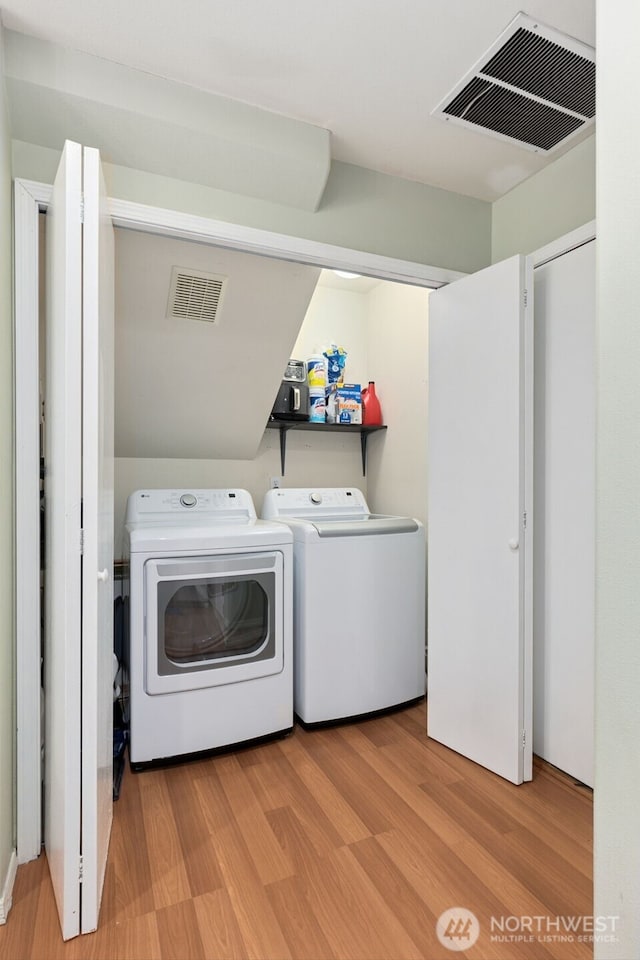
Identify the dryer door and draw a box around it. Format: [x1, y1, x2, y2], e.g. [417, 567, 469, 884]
[145, 551, 284, 694]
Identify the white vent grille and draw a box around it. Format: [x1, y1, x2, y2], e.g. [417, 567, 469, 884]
[167, 267, 228, 323]
[432, 13, 595, 153]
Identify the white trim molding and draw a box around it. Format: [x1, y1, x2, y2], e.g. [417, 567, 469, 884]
[14, 179, 44, 865]
[0, 850, 18, 923]
[107, 195, 466, 288]
[531, 220, 596, 269]
[17, 180, 465, 288]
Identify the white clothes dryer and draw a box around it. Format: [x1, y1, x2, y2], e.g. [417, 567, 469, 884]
[262, 487, 425, 724]
[124, 489, 293, 765]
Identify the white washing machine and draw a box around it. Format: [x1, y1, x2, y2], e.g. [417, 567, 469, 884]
[262, 487, 425, 724]
[124, 488, 293, 765]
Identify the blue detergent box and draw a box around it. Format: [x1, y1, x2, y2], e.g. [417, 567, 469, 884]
[326, 383, 362, 424]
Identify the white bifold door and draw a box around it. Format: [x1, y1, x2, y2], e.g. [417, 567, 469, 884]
[427, 255, 533, 785]
[44, 140, 115, 939]
[533, 240, 595, 788]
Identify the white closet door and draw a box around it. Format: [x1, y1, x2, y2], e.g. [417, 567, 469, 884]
[533, 240, 595, 787]
[44, 140, 114, 940]
[427, 255, 533, 785]
[45, 140, 83, 940]
[80, 146, 115, 932]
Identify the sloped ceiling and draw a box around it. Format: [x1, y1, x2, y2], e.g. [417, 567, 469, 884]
[114, 229, 320, 459]
[3, 30, 331, 211]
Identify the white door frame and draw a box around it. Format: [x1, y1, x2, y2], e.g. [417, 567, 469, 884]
[531, 220, 596, 268]
[15, 178, 48, 864]
[14, 177, 465, 863]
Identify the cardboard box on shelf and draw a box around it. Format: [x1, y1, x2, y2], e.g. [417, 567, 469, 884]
[326, 383, 362, 424]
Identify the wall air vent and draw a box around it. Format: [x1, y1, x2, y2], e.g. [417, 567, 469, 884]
[167, 267, 228, 323]
[432, 12, 595, 153]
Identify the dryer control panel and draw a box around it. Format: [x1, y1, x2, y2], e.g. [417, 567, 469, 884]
[125, 488, 257, 523]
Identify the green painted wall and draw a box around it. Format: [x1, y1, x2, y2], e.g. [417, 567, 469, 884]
[0, 22, 16, 897]
[15, 134, 597, 278]
[12, 140, 492, 275]
[491, 136, 595, 262]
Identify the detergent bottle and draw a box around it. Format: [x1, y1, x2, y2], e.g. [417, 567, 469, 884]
[362, 381, 382, 425]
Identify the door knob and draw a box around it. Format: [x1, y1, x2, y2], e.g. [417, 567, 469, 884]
[97, 568, 109, 582]
[508, 539, 519, 551]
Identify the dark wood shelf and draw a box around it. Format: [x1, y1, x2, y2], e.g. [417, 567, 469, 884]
[265, 420, 387, 476]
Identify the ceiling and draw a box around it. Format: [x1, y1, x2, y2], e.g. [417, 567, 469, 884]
[0, 0, 595, 202]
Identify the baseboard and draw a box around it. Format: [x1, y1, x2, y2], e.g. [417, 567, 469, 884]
[0, 850, 17, 924]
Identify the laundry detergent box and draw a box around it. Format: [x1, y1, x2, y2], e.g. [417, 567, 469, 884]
[326, 383, 362, 424]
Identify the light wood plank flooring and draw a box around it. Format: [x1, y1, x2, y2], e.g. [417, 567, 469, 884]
[0, 702, 593, 960]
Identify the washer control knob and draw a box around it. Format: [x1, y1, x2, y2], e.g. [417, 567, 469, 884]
[310, 492, 323, 505]
[180, 493, 197, 508]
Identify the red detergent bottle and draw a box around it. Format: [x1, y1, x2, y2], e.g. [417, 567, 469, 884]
[362, 381, 382, 425]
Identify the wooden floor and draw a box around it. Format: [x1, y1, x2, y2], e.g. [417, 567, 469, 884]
[0, 702, 593, 960]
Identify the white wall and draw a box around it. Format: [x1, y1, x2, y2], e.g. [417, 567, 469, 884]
[594, 1, 640, 955]
[491, 137, 595, 263]
[291, 277, 370, 388]
[365, 283, 430, 530]
[290, 271, 431, 531]
[0, 20, 16, 915]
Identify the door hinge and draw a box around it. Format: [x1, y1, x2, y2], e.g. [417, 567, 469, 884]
[522, 510, 527, 530]
[80, 528, 85, 554]
[78, 855, 84, 882]
[80, 196, 85, 224]
[523, 288, 528, 308]
[522, 729, 526, 749]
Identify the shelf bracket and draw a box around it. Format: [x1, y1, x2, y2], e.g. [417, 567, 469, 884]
[360, 431, 367, 477]
[278, 424, 289, 475]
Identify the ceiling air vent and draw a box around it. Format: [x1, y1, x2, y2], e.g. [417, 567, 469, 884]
[167, 267, 228, 323]
[432, 13, 595, 153]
